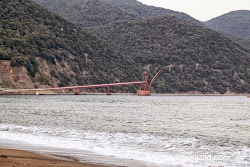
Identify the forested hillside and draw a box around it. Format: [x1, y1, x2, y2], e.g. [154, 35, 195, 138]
[33, 0, 139, 28]
[33, 0, 202, 29]
[204, 10, 250, 38]
[0, 0, 140, 91]
[1, 0, 249, 94]
[101, 0, 202, 25]
[221, 33, 250, 50]
[90, 16, 250, 93]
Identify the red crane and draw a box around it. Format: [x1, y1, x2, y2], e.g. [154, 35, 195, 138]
[138, 70, 162, 96]
[44, 70, 162, 96]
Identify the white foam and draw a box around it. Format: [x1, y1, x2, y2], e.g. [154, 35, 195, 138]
[0, 123, 249, 167]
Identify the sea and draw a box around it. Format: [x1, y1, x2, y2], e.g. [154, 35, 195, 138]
[0, 95, 249, 167]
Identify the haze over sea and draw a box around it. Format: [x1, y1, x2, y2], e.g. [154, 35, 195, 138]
[0, 95, 249, 167]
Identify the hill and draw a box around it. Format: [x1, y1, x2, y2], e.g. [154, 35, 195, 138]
[33, 0, 202, 29]
[101, 0, 202, 25]
[89, 16, 250, 94]
[222, 33, 250, 50]
[1, 0, 249, 94]
[204, 10, 250, 38]
[33, 0, 139, 29]
[0, 0, 140, 91]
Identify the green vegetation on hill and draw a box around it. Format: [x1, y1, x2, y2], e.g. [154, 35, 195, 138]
[204, 10, 250, 38]
[33, 0, 202, 29]
[1, 0, 249, 94]
[101, 0, 202, 25]
[0, 0, 140, 91]
[33, 0, 139, 29]
[222, 33, 250, 50]
[33, 0, 250, 54]
[90, 16, 250, 93]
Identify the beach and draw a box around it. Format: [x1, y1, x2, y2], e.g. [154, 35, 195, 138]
[0, 95, 249, 166]
[0, 148, 109, 167]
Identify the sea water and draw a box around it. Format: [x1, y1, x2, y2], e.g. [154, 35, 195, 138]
[0, 95, 249, 167]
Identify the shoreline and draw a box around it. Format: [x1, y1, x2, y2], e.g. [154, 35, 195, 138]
[0, 148, 111, 167]
[1, 87, 249, 96]
[0, 90, 249, 96]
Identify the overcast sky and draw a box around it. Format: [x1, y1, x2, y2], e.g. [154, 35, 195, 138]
[137, 0, 250, 21]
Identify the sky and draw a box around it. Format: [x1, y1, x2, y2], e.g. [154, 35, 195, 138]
[137, 0, 250, 21]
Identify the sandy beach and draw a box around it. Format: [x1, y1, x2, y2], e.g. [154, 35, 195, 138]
[0, 148, 109, 167]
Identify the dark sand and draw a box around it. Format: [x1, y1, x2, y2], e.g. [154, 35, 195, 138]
[0, 148, 110, 167]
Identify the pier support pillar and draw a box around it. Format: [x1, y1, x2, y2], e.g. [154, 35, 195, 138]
[75, 89, 79, 95]
[106, 86, 111, 95]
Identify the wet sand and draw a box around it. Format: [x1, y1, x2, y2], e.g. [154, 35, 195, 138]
[0, 148, 110, 167]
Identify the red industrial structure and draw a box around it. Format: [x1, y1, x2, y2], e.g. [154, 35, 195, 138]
[45, 70, 162, 96]
[138, 70, 162, 96]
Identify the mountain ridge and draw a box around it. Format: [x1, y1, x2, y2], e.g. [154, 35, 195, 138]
[33, 0, 203, 29]
[204, 10, 250, 38]
[100, 0, 202, 25]
[33, 0, 140, 29]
